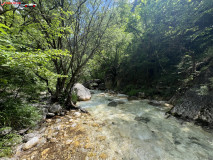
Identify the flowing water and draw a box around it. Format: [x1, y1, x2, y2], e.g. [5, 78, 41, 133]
[16, 91, 213, 160]
[77, 91, 213, 160]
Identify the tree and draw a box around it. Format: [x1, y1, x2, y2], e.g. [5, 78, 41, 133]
[1, 0, 115, 107]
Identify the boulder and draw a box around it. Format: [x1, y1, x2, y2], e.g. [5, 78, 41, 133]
[48, 104, 62, 114]
[72, 83, 91, 101]
[108, 101, 118, 107]
[22, 137, 40, 151]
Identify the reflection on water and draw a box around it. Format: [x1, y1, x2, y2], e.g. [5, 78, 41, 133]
[77, 91, 213, 160]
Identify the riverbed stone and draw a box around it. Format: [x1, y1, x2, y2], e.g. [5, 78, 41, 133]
[117, 94, 128, 98]
[22, 137, 40, 151]
[114, 99, 127, 104]
[108, 101, 118, 107]
[74, 112, 81, 117]
[23, 133, 39, 142]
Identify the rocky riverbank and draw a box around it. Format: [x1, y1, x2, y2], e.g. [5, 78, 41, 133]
[168, 58, 213, 128]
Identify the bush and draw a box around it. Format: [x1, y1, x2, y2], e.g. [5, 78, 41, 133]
[71, 93, 78, 104]
[0, 98, 42, 130]
[0, 133, 22, 158]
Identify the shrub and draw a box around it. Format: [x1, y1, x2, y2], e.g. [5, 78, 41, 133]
[0, 98, 42, 130]
[0, 133, 22, 158]
[71, 92, 78, 104]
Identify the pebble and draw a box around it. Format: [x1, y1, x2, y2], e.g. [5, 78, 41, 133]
[56, 119, 62, 123]
[50, 138, 57, 143]
[65, 140, 73, 145]
[71, 123, 77, 128]
[74, 112, 81, 117]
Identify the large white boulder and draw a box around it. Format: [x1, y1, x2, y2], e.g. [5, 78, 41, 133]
[72, 83, 91, 101]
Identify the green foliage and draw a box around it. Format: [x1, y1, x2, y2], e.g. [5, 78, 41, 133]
[0, 98, 42, 129]
[71, 93, 78, 104]
[0, 133, 22, 158]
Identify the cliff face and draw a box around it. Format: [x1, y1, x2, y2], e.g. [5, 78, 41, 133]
[170, 58, 213, 127]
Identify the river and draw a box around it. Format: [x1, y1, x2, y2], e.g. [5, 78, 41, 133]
[77, 91, 213, 160]
[16, 91, 213, 160]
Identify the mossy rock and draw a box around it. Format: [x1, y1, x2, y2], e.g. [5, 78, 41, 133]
[0, 127, 12, 137]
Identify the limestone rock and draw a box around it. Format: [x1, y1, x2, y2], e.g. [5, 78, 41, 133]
[72, 83, 91, 101]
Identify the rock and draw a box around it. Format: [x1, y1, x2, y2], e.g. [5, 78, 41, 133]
[48, 104, 62, 114]
[23, 133, 39, 143]
[98, 93, 106, 96]
[99, 83, 106, 90]
[56, 119, 62, 123]
[138, 92, 145, 98]
[135, 116, 150, 123]
[0, 127, 12, 136]
[72, 83, 91, 101]
[90, 90, 95, 94]
[22, 137, 40, 150]
[71, 123, 77, 128]
[90, 82, 98, 88]
[164, 103, 173, 108]
[60, 112, 65, 116]
[99, 153, 108, 159]
[65, 140, 73, 145]
[148, 100, 166, 106]
[46, 113, 55, 117]
[108, 101, 118, 107]
[18, 128, 29, 135]
[128, 96, 138, 100]
[50, 138, 57, 143]
[169, 61, 213, 127]
[117, 94, 128, 98]
[74, 112, 81, 117]
[114, 99, 127, 104]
